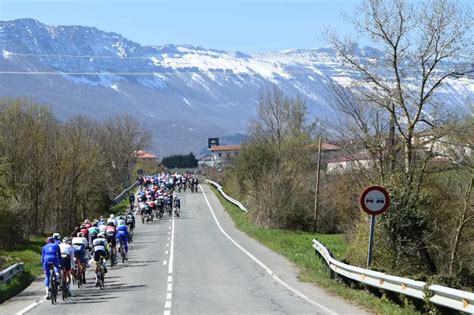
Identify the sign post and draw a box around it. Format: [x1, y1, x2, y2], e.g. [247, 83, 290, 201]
[359, 186, 390, 268]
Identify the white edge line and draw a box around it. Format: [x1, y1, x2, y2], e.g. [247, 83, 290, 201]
[15, 298, 46, 315]
[199, 184, 338, 315]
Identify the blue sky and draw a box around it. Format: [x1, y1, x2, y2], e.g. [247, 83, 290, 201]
[0, 0, 472, 53]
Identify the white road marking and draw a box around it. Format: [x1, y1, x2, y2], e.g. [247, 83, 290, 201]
[168, 231, 171, 235]
[167, 237, 170, 240]
[200, 185, 337, 315]
[162, 215, 175, 314]
[15, 298, 46, 315]
[168, 226, 171, 229]
[163, 260, 168, 266]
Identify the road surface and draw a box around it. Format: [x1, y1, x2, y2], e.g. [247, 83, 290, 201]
[2, 184, 366, 315]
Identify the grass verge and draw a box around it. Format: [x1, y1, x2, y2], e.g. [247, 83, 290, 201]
[210, 185, 420, 315]
[0, 236, 44, 303]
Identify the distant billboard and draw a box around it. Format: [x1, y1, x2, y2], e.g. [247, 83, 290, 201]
[208, 138, 219, 149]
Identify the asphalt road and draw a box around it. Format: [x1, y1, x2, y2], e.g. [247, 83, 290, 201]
[2, 184, 366, 315]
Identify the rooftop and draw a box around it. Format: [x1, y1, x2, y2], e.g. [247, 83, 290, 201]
[210, 144, 242, 152]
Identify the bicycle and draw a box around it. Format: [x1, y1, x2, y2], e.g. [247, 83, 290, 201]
[109, 244, 117, 267]
[61, 268, 69, 301]
[127, 225, 134, 243]
[72, 261, 84, 288]
[119, 242, 127, 264]
[48, 263, 58, 304]
[174, 206, 180, 217]
[96, 257, 105, 290]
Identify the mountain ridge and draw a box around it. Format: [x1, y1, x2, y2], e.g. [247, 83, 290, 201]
[1, 18, 472, 155]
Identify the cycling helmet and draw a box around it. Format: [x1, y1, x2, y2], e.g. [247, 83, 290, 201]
[84, 219, 91, 224]
[47, 237, 55, 243]
[53, 232, 61, 240]
[63, 237, 72, 244]
[77, 232, 84, 237]
[107, 221, 115, 227]
[97, 232, 105, 238]
[80, 224, 86, 229]
[109, 214, 115, 219]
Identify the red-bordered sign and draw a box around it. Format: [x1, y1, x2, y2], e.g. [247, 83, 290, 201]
[360, 186, 390, 215]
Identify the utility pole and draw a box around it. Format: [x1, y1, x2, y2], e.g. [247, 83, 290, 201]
[313, 136, 322, 231]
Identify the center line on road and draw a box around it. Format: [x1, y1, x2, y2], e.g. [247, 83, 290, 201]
[163, 260, 168, 265]
[199, 185, 337, 315]
[162, 212, 175, 315]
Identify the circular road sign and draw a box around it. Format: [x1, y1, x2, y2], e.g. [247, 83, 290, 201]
[360, 186, 390, 215]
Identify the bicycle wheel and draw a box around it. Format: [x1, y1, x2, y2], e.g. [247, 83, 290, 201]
[50, 273, 57, 304]
[121, 246, 126, 264]
[61, 280, 67, 301]
[76, 270, 82, 288]
[99, 271, 105, 290]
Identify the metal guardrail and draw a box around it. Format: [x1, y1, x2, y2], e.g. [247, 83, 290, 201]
[112, 180, 140, 204]
[312, 239, 474, 314]
[205, 179, 248, 213]
[0, 263, 25, 283]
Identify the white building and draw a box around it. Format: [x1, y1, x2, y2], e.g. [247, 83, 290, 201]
[327, 152, 375, 173]
[209, 145, 241, 167]
[198, 154, 214, 168]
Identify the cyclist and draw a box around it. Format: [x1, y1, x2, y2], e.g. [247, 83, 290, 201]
[125, 211, 135, 242]
[174, 196, 181, 217]
[59, 237, 75, 296]
[106, 222, 117, 264]
[129, 193, 135, 210]
[88, 223, 100, 248]
[108, 214, 117, 226]
[84, 219, 92, 229]
[41, 237, 61, 299]
[71, 233, 87, 284]
[52, 233, 61, 245]
[79, 224, 89, 241]
[116, 221, 129, 260]
[92, 232, 109, 286]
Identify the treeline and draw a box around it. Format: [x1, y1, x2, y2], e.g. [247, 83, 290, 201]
[0, 99, 150, 248]
[161, 153, 197, 169]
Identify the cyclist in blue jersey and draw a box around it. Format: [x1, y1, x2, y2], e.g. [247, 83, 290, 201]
[116, 222, 129, 260]
[41, 237, 61, 299]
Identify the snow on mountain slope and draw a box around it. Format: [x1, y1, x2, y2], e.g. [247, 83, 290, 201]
[0, 19, 472, 154]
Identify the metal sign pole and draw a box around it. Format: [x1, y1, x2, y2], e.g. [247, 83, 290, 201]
[367, 214, 376, 268]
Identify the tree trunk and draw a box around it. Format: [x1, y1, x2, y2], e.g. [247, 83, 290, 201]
[448, 176, 473, 275]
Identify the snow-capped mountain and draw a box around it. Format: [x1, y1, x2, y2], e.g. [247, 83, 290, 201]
[0, 19, 472, 155]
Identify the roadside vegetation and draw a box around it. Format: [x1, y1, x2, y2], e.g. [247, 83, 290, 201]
[0, 98, 150, 245]
[0, 236, 44, 303]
